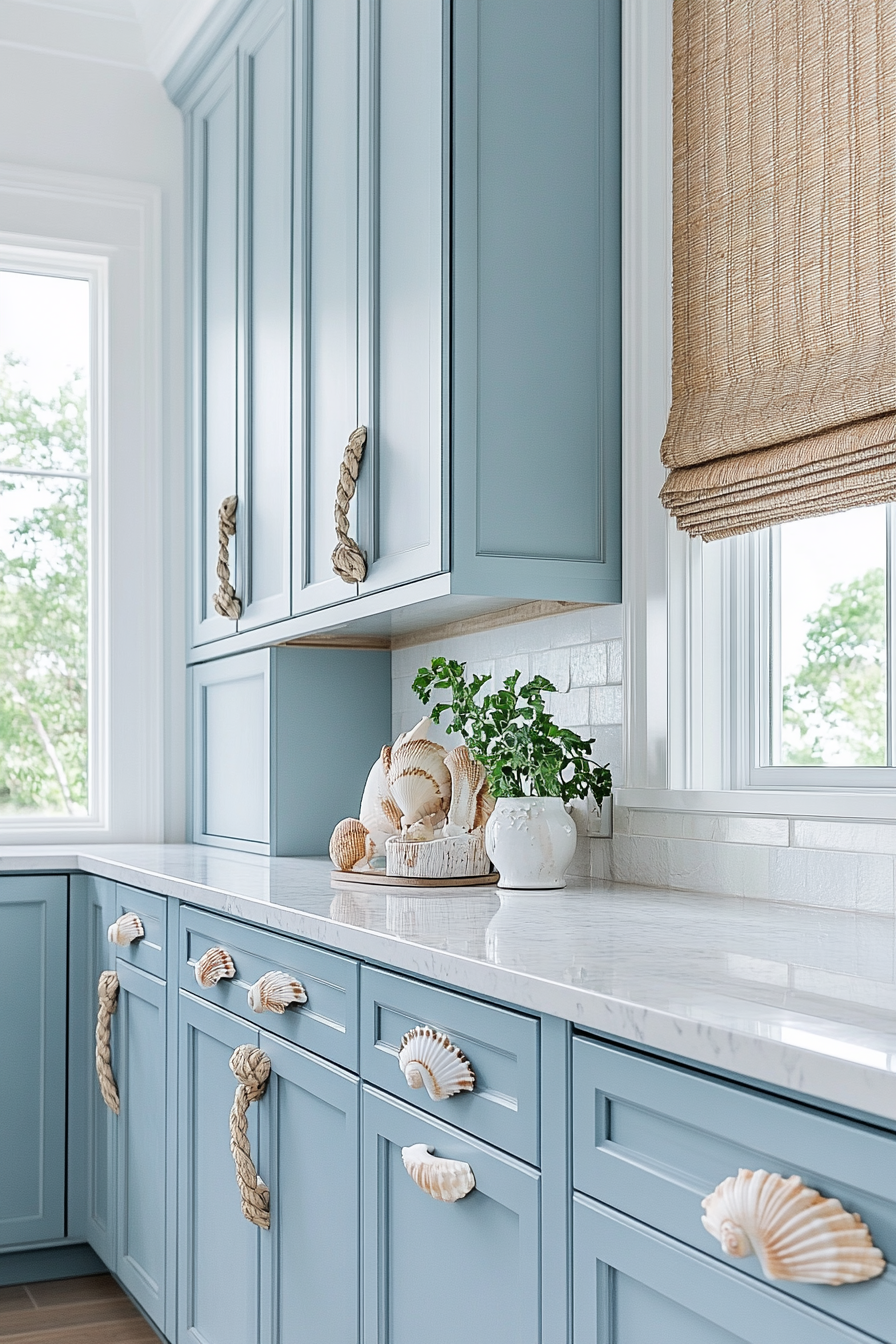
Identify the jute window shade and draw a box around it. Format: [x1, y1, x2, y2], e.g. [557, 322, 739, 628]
[661, 0, 896, 541]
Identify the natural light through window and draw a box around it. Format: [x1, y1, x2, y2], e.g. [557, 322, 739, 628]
[769, 507, 891, 769]
[0, 268, 91, 816]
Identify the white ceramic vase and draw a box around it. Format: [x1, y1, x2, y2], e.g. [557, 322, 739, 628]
[484, 796, 577, 889]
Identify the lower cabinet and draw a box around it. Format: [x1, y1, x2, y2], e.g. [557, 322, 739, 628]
[361, 1087, 541, 1344]
[177, 992, 360, 1344]
[0, 875, 67, 1248]
[573, 1194, 872, 1344]
[114, 961, 168, 1328]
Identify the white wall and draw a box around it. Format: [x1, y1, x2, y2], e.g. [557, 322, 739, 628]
[0, 7, 186, 840]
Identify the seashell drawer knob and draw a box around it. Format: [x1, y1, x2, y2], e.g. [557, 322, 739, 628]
[248, 970, 307, 1015]
[573, 1036, 896, 1341]
[108, 912, 145, 946]
[401, 1144, 475, 1202]
[398, 1026, 476, 1101]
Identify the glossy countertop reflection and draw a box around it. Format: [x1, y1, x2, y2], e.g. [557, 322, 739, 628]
[3, 843, 896, 1122]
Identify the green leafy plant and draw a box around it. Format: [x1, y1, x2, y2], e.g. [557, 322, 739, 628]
[412, 656, 612, 804]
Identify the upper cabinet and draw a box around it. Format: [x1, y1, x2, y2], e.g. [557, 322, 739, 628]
[171, 0, 621, 656]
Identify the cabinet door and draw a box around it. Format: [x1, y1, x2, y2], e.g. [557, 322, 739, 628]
[83, 875, 117, 1266]
[178, 993, 261, 1344]
[190, 51, 240, 648]
[573, 1195, 870, 1344]
[356, 0, 446, 595]
[115, 962, 167, 1330]
[261, 1035, 360, 1344]
[237, 0, 294, 632]
[362, 1087, 540, 1344]
[0, 876, 67, 1248]
[292, 0, 363, 616]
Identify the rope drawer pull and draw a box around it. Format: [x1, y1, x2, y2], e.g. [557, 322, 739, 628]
[331, 426, 368, 583]
[95, 970, 120, 1115]
[229, 1045, 271, 1229]
[212, 495, 241, 619]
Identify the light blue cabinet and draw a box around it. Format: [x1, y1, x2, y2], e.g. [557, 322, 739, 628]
[82, 875, 118, 1269]
[0, 876, 67, 1249]
[573, 1195, 870, 1344]
[190, 645, 391, 855]
[362, 1086, 541, 1344]
[173, 0, 621, 653]
[114, 961, 168, 1331]
[178, 990, 360, 1344]
[186, 0, 294, 649]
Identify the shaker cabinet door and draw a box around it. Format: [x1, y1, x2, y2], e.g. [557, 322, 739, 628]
[0, 876, 67, 1248]
[260, 1034, 360, 1344]
[83, 875, 118, 1267]
[114, 961, 167, 1330]
[361, 1087, 541, 1344]
[356, 0, 446, 596]
[189, 52, 241, 648]
[178, 993, 262, 1344]
[236, 0, 294, 632]
[292, 0, 363, 617]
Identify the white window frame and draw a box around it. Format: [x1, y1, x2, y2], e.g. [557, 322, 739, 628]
[618, 0, 896, 823]
[0, 164, 167, 843]
[0, 244, 109, 826]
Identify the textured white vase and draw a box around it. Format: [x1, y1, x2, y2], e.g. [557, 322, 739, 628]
[484, 797, 577, 889]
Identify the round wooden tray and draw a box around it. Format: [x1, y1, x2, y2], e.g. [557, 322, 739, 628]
[330, 869, 499, 889]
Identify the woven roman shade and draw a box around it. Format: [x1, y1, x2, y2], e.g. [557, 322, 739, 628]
[661, 0, 896, 541]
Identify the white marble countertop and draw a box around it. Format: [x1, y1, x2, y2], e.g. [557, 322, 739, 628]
[4, 843, 896, 1124]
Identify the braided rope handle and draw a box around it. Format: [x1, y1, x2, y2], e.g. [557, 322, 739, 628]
[213, 495, 242, 619]
[229, 1045, 271, 1229]
[95, 970, 120, 1115]
[331, 426, 368, 583]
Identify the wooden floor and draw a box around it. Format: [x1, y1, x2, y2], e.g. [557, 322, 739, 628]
[0, 1275, 158, 1343]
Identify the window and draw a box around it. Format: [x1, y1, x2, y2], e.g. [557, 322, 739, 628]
[0, 261, 100, 818]
[750, 507, 896, 788]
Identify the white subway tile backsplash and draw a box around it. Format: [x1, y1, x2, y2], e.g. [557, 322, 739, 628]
[546, 688, 591, 727]
[606, 639, 623, 685]
[570, 642, 608, 688]
[493, 653, 530, 688]
[590, 684, 623, 725]
[622, 809, 789, 847]
[793, 820, 896, 856]
[531, 647, 571, 693]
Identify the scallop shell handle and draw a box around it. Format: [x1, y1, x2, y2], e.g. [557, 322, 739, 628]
[398, 1025, 476, 1101]
[401, 1143, 475, 1203]
[107, 913, 144, 946]
[702, 1169, 886, 1285]
[195, 946, 237, 988]
[247, 970, 307, 1015]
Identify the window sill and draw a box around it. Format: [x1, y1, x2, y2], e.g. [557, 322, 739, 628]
[616, 788, 896, 823]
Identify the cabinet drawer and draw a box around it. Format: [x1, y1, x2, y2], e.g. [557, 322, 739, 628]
[362, 1086, 540, 1344]
[111, 885, 167, 979]
[574, 1194, 872, 1344]
[179, 907, 358, 1070]
[360, 966, 539, 1164]
[573, 1036, 896, 1341]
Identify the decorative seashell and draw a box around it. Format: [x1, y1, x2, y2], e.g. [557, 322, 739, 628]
[401, 1143, 475, 1202]
[194, 946, 236, 988]
[701, 1169, 886, 1285]
[248, 970, 307, 1014]
[473, 786, 495, 830]
[359, 746, 402, 850]
[398, 1025, 476, 1100]
[393, 716, 435, 749]
[329, 817, 375, 872]
[387, 737, 451, 831]
[107, 913, 145, 946]
[444, 745, 489, 834]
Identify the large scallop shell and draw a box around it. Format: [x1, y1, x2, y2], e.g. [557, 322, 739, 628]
[701, 1169, 886, 1285]
[329, 817, 375, 871]
[248, 970, 308, 1014]
[444, 745, 492, 834]
[387, 737, 450, 831]
[194, 946, 236, 988]
[398, 1025, 476, 1100]
[401, 1143, 475, 1202]
[359, 746, 402, 849]
[107, 913, 145, 946]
